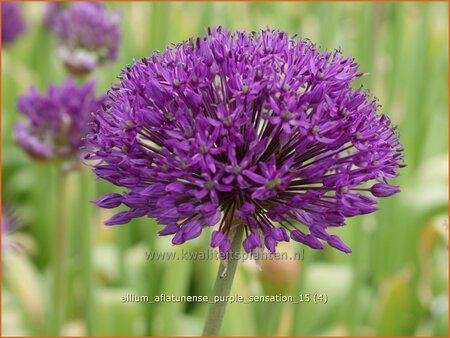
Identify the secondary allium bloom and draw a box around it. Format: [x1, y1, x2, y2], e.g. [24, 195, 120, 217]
[87, 28, 404, 256]
[53, 3, 121, 74]
[2, 2, 25, 45]
[44, 2, 66, 28]
[15, 78, 104, 161]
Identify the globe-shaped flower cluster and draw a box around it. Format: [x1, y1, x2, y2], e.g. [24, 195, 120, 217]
[53, 3, 121, 74]
[2, 2, 25, 45]
[87, 28, 403, 255]
[15, 78, 104, 162]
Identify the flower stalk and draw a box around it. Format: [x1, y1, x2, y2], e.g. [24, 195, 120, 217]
[80, 170, 95, 335]
[51, 166, 70, 335]
[202, 223, 244, 336]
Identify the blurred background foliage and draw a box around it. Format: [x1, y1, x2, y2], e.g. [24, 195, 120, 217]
[1, 1, 448, 336]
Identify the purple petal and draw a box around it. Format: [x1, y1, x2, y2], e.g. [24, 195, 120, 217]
[291, 230, 324, 250]
[219, 239, 231, 259]
[104, 211, 133, 225]
[91, 193, 122, 209]
[264, 236, 277, 254]
[159, 222, 179, 236]
[243, 170, 266, 184]
[172, 231, 185, 245]
[327, 235, 352, 253]
[182, 220, 202, 241]
[370, 183, 400, 197]
[210, 230, 225, 247]
[166, 181, 186, 193]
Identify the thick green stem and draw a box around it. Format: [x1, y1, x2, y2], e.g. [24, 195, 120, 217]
[202, 225, 244, 336]
[51, 167, 69, 335]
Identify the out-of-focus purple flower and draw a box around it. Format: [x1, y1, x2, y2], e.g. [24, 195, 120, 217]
[15, 78, 105, 162]
[43, 2, 66, 28]
[53, 3, 121, 74]
[2, 2, 25, 45]
[87, 28, 404, 255]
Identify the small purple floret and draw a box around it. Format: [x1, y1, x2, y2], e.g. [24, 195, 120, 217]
[92, 193, 123, 209]
[370, 183, 401, 197]
[87, 28, 404, 255]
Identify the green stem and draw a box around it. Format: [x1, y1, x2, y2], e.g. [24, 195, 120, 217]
[80, 170, 94, 335]
[202, 224, 244, 336]
[74, 73, 90, 85]
[51, 167, 70, 335]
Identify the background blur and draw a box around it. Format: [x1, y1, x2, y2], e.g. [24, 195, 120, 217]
[1, 1, 448, 336]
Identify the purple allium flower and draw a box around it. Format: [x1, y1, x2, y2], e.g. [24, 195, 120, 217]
[87, 28, 404, 255]
[53, 3, 121, 74]
[2, 2, 25, 45]
[43, 2, 66, 28]
[15, 78, 105, 162]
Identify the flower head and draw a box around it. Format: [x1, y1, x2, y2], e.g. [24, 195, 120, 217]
[53, 3, 121, 74]
[15, 78, 105, 162]
[87, 28, 404, 255]
[2, 2, 25, 45]
[43, 2, 66, 28]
